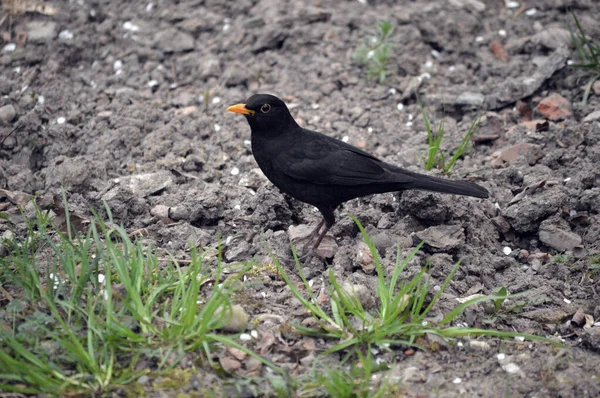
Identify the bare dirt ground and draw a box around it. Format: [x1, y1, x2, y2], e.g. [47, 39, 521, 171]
[1, 0, 600, 396]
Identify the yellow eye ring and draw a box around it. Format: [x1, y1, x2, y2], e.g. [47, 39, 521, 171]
[260, 104, 271, 113]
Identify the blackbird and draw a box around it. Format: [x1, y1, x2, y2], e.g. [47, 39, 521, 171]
[227, 94, 488, 262]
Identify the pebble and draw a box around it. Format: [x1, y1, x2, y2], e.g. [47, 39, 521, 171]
[2, 43, 16, 52]
[58, 30, 73, 40]
[503, 246, 512, 255]
[212, 96, 221, 104]
[231, 167, 239, 176]
[397, 103, 404, 111]
[526, 8, 537, 16]
[498, 29, 507, 37]
[27, 21, 58, 42]
[538, 222, 582, 252]
[240, 333, 252, 341]
[216, 305, 249, 333]
[113, 60, 123, 72]
[123, 21, 140, 32]
[537, 93, 572, 121]
[453, 378, 462, 384]
[583, 110, 600, 123]
[0, 104, 16, 123]
[56, 117, 66, 124]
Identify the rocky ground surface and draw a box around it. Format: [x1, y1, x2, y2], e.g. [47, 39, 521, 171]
[1, 0, 600, 396]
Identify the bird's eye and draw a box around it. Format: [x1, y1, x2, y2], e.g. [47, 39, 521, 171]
[260, 104, 271, 113]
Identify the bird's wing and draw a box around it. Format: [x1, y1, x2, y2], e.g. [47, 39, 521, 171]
[274, 130, 414, 186]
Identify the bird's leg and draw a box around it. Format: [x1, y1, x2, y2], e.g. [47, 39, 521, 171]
[302, 224, 331, 266]
[300, 219, 324, 253]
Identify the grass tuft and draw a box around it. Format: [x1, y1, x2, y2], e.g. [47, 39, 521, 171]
[419, 102, 480, 175]
[0, 196, 279, 395]
[353, 21, 395, 84]
[568, 13, 600, 105]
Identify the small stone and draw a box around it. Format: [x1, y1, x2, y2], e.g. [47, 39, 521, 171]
[150, 205, 171, 221]
[137, 375, 150, 385]
[2, 43, 16, 52]
[583, 110, 600, 123]
[455, 92, 485, 106]
[538, 221, 582, 252]
[414, 224, 465, 252]
[531, 27, 572, 50]
[58, 30, 73, 40]
[341, 281, 375, 309]
[27, 21, 58, 42]
[503, 246, 512, 255]
[490, 143, 542, 167]
[227, 347, 247, 361]
[153, 28, 195, 52]
[469, 340, 490, 350]
[219, 356, 242, 372]
[537, 93, 572, 121]
[0, 104, 16, 123]
[355, 241, 375, 274]
[593, 81, 600, 96]
[216, 304, 249, 333]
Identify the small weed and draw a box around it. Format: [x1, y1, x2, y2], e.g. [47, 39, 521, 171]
[552, 253, 573, 264]
[276, 216, 555, 363]
[420, 102, 480, 175]
[353, 21, 395, 84]
[568, 13, 600, 104]
[0, 197, 280, 395]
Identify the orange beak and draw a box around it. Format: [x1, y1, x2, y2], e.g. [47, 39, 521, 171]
[226, 103, 255, 116]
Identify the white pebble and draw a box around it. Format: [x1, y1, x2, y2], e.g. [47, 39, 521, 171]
[475, 36, 484, 42]
[240, 333, 252, 341]
[243, 139, 251, 146]
[503, 246, 512, 256]
[420, 72, 431, 80]
[367, 50, 374, 59]
[225, 236, 232, 245]
[453, 378, 462, 384]
[506, 1, 519, 9]
[2, 43, 16, 52]
[564, 177, 571, 182]
[567, 60, 575, 65]
[408, 114, 413, 121]
[424, 60, 433, 69]
[97, 274, 106, 284]
[563, 298, 571, 304]
[342, 135, 349, 143]
[388, 88, 397, 95]
[405, 121, 413, 127]
[123, 21, 140, 32]
[146, 2, 153, 12]
[448, 65, 456, 72]
[113, 60, 123, 71]
[503, 363, 521, 374]
[433, 285, 441, 291]
[497, 353, 506, 360]
[212, 96, 221, 104]
[250, 330, 259, 339]
[397, 103, 404, 111]
[231, 167, 240, 176]
[13, 67, 21, 73]
[367, 127, 373, 133]
[58, 30, 73, 40]
[234, 204, 241, 210]
[223, 24, 231, 32]
[147, 80, 158, 88]
[358, 0, 367, 4]
[37, 95, 45, 104]
[311, 103, 320, 109]
[514, 336, 525, 342]
[56, 117, 66, 124]
[457, 341, 464, 347]
[525, 8, 536, 16]
[499, 29, 507, 37]
[214, 123, 221, 132]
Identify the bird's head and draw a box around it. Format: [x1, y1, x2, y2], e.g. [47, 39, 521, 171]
[227, 94, 297, 134]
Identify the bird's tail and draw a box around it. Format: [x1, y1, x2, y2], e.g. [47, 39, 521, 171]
[403, 173, 489, 198]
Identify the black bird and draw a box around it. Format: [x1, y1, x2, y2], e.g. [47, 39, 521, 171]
[227, 94, 488, 262]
